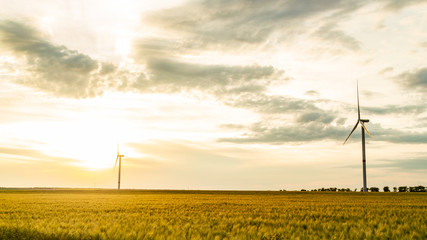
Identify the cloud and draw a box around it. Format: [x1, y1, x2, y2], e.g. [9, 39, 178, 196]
[313, 23, 361, 51]
[0, 146, 79, 164]
[0, 20, 286, 98]
[142, 0, 363, 51]
[0, 20, 117, 98]
[364, 104, 426, 115]
[219, 123, 247, 130]
[414, 116, 427, 127]
[132, 57, 285, 95]
[296, 111, 335, 124]
[339, 157, 427, 172]
[382, 0, 427, 10]
[219, 121, 347, 144]
[133, 38, 184, 59]
[304, 90, 320, 97]
[132, 34, 288, 96]
[217, 88, 427, 145]
[373, 125, 427, 143]
[378, 67, 394, 75]
[219, 118, 427, 145]
[396, 67, 427, 93]
[230, 94, 319, 114]
[141, 0, 426, 55]
[358, 157, 427, 170]
[99, 62, 116, 75]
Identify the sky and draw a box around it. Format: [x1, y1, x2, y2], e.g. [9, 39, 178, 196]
[0, 0, 426, 190]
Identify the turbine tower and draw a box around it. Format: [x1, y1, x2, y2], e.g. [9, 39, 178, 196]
[114, 144, 124, 190]
[343, 81, 372, 192]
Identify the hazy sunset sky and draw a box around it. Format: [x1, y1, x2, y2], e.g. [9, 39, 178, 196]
[0, 0, 426, 190]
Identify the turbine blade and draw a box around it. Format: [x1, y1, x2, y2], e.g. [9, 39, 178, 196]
[114, 156, 119, 169]
[117, 144, 119, 155]
[360, 121, 372, 137]
[357, 80, 360, 120]
[343, 121, 359, 145]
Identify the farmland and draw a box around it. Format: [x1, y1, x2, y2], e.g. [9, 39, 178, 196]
[0, 189, 426, 239]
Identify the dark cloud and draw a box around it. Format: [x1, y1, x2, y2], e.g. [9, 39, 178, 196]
[377, 158, 427, 170]
[133, 38, 183, 60]
[378, 67, 394, 75]
[356, 157, 427, 170]
[415, 116, 427, 128]
[343, 122, 427, 144]
[313, 23, 361, 51]
[364, 104, 426, 115]
[396, 67, 427, 93]
[0, 20, 117, 98]
[132, 35, 287, 96]
[382, 0, 427, 10]
[132, 57, 284, 95]
[0, 20, 286, 98]
[230, 94, 318, 114]
[304, 90, 319, 97]
[221, 89, 426, 145]
[336, 117, 347, 126]
[296, 111, 335, 124]
[339, 157, 427, 171]
[141, 0, 424, 55]
[219, 119, 427, 145]
[219, 121, 348, 144]
[143, 0, 363, 51]
[99, 62, 116, 75]
[373, 125, 427, 143]
[219, 123, 247, 130]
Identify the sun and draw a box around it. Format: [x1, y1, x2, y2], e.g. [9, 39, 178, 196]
[71, 141, 118, 170]
[38, 117, 127, 170]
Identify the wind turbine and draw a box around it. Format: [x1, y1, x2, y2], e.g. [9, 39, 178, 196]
[114, 144, 124, 190]
[343, 81, 372, 192]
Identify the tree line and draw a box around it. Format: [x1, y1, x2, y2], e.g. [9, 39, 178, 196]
[279, 185, 426, 192]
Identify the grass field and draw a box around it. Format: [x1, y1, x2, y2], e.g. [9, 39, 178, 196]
[0, 189, 426, 239]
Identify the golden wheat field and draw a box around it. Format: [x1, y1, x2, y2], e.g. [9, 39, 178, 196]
[0, 189, 426, 239]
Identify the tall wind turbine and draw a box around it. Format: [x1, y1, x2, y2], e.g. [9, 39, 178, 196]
[343, 81, 372, 192]
[114, 144, 124, 190]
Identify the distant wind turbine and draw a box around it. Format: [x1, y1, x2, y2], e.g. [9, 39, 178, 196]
[114, 144, 124, 190]
[343, 81, 372, 192]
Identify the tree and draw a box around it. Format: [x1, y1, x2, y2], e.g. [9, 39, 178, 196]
[415, 186, 426, 192]
[398, 186, 407, 192]
[383, 186, 390, 192]
[411, 186, 426, 192]
[370, 187, 379, 192]
[393, 187, 397, 192]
